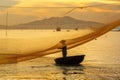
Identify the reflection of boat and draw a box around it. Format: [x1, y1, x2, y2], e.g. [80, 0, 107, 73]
[55, 55, 85, 65]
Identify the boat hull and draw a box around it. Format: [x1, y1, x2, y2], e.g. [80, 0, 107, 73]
[54, 55, 85, 65]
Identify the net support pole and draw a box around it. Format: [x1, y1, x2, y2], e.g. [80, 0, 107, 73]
[5, 10, 8, 37]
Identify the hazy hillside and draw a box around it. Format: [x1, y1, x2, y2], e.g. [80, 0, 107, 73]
[0, 25, 5, 29]
[3, 16, 104, 29]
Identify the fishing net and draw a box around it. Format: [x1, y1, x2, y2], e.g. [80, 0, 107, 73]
[0, 3, 120, 64]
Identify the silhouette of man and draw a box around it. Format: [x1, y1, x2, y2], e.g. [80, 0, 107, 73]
[60, 40, 67, 58]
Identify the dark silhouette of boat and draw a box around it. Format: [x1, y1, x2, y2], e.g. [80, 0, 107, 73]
[54, 55, 85, 65]
[56, 27, 61, 31]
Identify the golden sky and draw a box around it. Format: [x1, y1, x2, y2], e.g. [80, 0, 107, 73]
[0, 0, 120, 25]
[14, 0, 120, 6]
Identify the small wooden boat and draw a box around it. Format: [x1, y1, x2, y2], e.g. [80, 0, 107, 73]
[54, 55, 85, 65]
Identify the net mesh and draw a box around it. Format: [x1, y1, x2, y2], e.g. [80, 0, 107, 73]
[0, 3, 120, 64]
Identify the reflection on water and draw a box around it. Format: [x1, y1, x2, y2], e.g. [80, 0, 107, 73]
[0, 58, 119, 80]
[56, 64, 85, 80]
[0, 31, 119, 80]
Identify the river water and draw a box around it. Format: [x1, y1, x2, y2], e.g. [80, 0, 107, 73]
[0, 31, 119, 80]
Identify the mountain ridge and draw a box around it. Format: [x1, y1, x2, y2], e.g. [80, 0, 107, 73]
[1, 16, 104, 29]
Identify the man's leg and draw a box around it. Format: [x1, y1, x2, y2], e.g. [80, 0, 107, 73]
[62, 46, 67, 58]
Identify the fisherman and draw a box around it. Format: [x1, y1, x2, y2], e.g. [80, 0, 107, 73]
[59, 40, 67, 58]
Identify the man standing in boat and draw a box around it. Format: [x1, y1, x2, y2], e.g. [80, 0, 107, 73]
[55, 40, 85, 65]
[59, 40, 67, 58]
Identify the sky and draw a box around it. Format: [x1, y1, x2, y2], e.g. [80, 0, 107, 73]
[0, 0, 120, 25]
